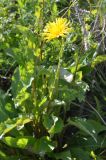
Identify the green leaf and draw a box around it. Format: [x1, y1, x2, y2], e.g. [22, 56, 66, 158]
[0, 90, 10, 122]
[0, 116, 32, 137]
[38, 97, 47, 107]
[52, 66, 73, 83]
[32, 136, 55, 155]
[14, 87, 30, 107]
[53, 150, 72, 160]
[52, 3, 58, 14]
[71, 148, 90, 160]
[0, 89, 17, 122]
[3, 136, 55, 155]
[69, 135, 106, 151]
[59, 81, 89, 102]
[2, 136, 36, 150]
[91, 55, 106, 68]
[43, 115, 64, 135]
[90, 151, 96, 160]
[16, 25, 28, 32]
[0, 150, 21, 160]
[12, 67, 34, 109]
[0, 150, 6, 159]
[68, 118, 106, 142]
[17, 0, 25, 8]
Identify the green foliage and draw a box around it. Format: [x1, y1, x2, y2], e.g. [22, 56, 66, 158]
[68, 118, 106, 142]
[0, 0, 106, 160]
[91, 55, 106, 68]
[43, 115, 64, 135]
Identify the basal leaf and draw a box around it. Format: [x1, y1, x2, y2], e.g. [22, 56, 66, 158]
[68, 118, 106, 142]
[32, 136, 55, 155]
[43, 115, 64, 135]
[2, 136, 36, 150]
[71, 148, 90, 160]
[53, 150, 72, 160]
[0, 116, 32, 138]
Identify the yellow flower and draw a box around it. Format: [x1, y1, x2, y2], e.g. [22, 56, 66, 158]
[43, 18, 70, 41]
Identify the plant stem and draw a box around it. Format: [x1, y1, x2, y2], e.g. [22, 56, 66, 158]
[73, 53, 79, 82]
[49, 39, 64, 101]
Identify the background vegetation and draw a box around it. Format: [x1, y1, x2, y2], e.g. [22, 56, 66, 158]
[0, 0, 106, 159]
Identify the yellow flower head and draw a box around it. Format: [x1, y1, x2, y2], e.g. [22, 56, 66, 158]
[43, 18, 70, 41]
